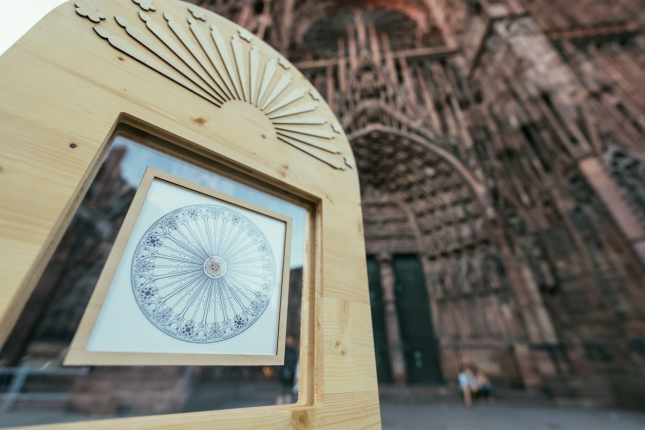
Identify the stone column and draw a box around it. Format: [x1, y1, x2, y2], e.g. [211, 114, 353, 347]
[420, 255, 442, 339]
[376, 252, 407, 386]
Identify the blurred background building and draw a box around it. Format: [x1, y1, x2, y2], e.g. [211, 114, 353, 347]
[3, 0, 645, 422]
[187, 0, 645, 409]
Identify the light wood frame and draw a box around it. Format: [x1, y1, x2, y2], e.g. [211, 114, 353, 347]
[0, 0, 380, 428]
[65, 167, 293, 366]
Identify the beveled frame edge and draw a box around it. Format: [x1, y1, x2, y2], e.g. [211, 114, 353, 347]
[64, 167, 293, 366]
[0, 117, 122, 352]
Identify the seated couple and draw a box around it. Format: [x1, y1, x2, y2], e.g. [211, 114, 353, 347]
[458, 365, 494, 408]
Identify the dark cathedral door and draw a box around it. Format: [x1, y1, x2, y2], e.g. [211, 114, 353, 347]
[366, 257, 392, 383]
[392, 255, 442, 384]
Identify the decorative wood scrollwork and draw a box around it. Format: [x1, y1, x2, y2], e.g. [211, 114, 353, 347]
[79, 3, 350, 170]
[132, 0, 155, 12]
[188, 5, 206, 21]
[75, 2, 106, 22]
[238, 28, 254, 42]
[93, 26, 221, 106]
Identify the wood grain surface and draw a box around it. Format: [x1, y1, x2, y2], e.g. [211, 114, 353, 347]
[0, 0, 379, 428]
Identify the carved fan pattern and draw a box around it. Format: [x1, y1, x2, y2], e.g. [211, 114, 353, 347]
[77, 2, 352, 170]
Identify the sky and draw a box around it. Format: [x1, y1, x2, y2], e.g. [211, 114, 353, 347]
[0, 0, 66, 56]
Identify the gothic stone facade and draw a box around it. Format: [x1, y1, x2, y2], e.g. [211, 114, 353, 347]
[192, 0, 645, 407]
[5, 0, 645, 412]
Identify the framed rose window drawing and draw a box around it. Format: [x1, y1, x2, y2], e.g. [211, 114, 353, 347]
[65, 167, 292, 366]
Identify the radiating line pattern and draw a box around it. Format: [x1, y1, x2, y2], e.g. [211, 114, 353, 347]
[82, 2, 354, 170]
[131, 204, 276, 343]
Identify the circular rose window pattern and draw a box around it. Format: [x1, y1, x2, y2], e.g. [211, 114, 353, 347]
[131, 204, 276, 343]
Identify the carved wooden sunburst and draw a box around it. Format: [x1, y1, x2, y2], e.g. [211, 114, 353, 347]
[75, 1, 353, 170]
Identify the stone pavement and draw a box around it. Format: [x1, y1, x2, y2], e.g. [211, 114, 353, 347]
[1, 385, 645, 429]
[2, 402, 644, 429]
[381, 403, 645, 430]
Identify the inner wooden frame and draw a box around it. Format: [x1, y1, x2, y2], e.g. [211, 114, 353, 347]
[65, 166, 293, 366]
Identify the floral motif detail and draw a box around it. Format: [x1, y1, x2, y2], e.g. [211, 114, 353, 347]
[233, 314, 246, 329]
[132, 0, 156, 11]
[74, 1, 106, 23]
[188, 5, 207, 21]
[204, 256, 226, 278]
[208, 322, 222, 339]
[181, 320, 196, 337]
[139, 285, 159, 300]
[145, 235, 164, 248]
[238, 28, 254, 42]
[249, 298, 265, 314]
[247, 227, 259, 238]
[186, 208, 200, 220]
[209, 207, 222, 219]
[135, 259, 155, 273]
[164, 218, 179, 232]
[157, 306, 173, 323]
[131, 204, 276, 343]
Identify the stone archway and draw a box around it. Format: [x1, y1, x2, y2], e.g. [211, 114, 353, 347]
[352, 125, 526, 386]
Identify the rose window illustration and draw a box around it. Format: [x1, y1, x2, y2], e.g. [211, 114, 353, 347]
[131, 204, 276, 343]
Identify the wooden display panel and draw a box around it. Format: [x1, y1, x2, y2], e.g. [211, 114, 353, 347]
[0, 0, 380, 428]
[65, 168, 293, 366]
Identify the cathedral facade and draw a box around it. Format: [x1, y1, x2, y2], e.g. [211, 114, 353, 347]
[3, 0, 645, 414]
[194, 0, 645, 407]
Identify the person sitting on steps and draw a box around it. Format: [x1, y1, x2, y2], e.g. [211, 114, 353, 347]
[475, 367, 495, 403]
[458, 364, 478, 408]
